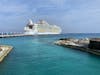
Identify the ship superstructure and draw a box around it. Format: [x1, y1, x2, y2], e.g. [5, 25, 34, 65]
[24, 19, 62, 35]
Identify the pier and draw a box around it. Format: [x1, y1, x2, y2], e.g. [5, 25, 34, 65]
[0, 32, 32, 38]
[0, 34, 26, 38]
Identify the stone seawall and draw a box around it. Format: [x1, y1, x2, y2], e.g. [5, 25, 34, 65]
[54, 38, 100, 56]
[0, 45, 13, 62]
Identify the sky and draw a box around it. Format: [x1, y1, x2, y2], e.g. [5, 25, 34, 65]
[0, 0, 100, 33]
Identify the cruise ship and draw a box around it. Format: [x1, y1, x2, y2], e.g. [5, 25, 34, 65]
[24, 19, 62, 35]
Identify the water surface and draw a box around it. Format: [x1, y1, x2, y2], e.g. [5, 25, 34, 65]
[0, 34, 100, 75]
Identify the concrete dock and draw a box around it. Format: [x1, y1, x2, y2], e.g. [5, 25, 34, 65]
[0, 45, 13, 62]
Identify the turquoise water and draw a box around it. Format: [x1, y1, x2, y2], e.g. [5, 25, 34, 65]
[0, 34, 100, 75]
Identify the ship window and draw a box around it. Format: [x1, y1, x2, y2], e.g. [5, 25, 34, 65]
[29, 25, 33, 29]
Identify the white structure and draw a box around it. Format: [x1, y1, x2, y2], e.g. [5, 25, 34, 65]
[24, 19, 62, 35]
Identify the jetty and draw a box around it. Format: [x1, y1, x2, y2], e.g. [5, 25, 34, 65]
[0, 33, 25, 38]
[54, 38, 100, 55]
[0, 45, 13, 62]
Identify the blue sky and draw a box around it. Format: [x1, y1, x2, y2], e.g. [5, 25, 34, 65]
[0, 0, 100, 33]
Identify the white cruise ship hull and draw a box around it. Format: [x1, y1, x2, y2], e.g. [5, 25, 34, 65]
[24, 32, 61, 35]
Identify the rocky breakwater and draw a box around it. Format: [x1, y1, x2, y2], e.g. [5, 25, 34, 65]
[54, 38, 100, 55]
[0, 45, 13, 62]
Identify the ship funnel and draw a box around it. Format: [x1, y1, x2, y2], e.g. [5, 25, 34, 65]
[28, 19, 33, 25]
